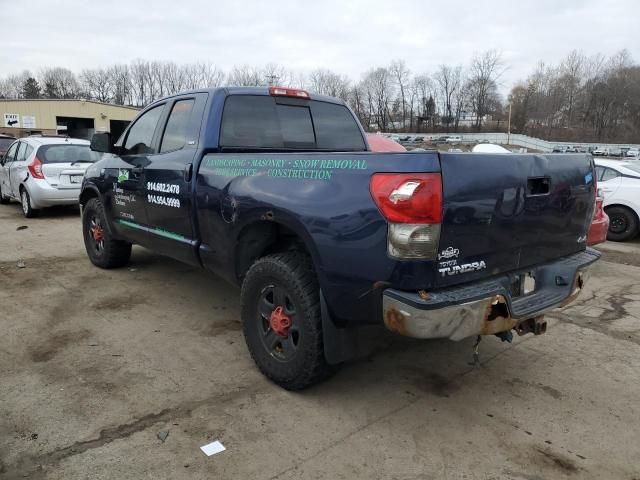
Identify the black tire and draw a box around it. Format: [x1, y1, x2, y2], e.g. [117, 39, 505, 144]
[82, 197, 132, 268]
[0, 185, 9, 204]
[606, 206, 639, 242]
[241, 252, 332, 390]
[20, 189, 39, 218]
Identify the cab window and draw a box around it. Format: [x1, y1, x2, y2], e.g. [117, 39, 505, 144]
[123, 105, 164, 155]
[160, 99, 195, 153]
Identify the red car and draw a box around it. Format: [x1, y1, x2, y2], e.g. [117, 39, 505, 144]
[588, 191, 609, 246]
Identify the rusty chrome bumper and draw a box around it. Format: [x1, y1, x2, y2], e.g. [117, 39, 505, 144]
[382, 249, 600, 340]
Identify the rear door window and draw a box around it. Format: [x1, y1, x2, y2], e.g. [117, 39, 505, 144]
[160, 99, 196, 153]
[15, 142, 28, 162]
[220, 95, 365, 151]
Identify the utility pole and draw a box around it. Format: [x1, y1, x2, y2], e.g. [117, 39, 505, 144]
[507, 96, 512, 145]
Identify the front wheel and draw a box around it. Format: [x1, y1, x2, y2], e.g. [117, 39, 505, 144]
[21, 189, 39, 218]
[241, 252, 332, 390]
[82, 197, 132, 268]
[606, 206, 639, 242]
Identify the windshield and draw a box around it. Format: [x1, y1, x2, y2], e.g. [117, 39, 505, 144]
[0, 138, 15, 150]
[37, 144, 102, 163]
[622, 162, 640, 175]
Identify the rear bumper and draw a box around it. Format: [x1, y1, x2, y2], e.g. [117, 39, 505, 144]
[27, 179, 81, 208]
[382, 248, 600, 340]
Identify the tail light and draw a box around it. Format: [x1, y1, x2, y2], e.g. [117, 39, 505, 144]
[370, 173, 442, 259]
[28, 157, 45, 179]
[269, 86, 310, 99]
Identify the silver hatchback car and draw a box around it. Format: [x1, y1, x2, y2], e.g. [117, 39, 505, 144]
[0, 136, 102, 217]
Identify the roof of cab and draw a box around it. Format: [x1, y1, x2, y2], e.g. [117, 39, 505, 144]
[145, 86, 346, 107]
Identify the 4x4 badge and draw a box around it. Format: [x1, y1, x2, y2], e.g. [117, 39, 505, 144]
[438, 246, 460, 260]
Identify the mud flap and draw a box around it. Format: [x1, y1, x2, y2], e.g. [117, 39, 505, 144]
[321, 290, 358, 364]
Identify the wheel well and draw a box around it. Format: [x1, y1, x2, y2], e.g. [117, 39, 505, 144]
[604, 204, 639, 218]
[79, 188, 99, 208]
[235, 221, 313, 282]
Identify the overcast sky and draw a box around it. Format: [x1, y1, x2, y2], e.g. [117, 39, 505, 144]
[1, 0, 638, 95]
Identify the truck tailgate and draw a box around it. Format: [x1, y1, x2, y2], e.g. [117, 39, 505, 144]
[436, 152, 595, 287]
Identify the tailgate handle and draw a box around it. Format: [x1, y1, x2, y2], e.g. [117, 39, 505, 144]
[527, 177, 550, 196]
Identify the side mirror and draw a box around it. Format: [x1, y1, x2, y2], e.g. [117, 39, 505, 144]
[90, 132, 113, 153]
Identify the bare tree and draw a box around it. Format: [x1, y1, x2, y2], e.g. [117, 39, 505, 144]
[466, 50, 504, 130]
[433, 65, 462, 128]
[39, 67, 80, 99]
[361, 68, 394, 131]
[389, 60, 411, 129]
[227, 65, 263, 86]
[80, 68, 113, 103]
[307, 69, 351, 101]
[0, 70, 32, 98]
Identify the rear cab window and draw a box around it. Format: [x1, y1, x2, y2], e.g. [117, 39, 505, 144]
[219, 95, 366, 151]
[37, 144, 102, 163]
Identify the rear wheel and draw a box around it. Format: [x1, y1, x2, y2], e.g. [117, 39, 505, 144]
[20, 189, 39, 218]
[241, 252, 332, 390]
[82, 197, 132, 268]
[606, 206, 638, 242]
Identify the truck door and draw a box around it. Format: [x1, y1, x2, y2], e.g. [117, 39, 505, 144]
[107, 103, 166, 244]
[141, 94, 207, 266]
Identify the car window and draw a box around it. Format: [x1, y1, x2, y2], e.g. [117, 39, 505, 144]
[601, 168, 620, 182]
[311, 101, 366, 150]
[621, 162, 640, 175]
[15, 143, 27, 162]
[595, 166, 605, 181]
[277, 105, 315, 147]
[220, 95, 366, 151]
[4, 142, 18, 163]
[37, 144, 102, 163]
[20, 144, 34, 161]
[160, 99, 195, 153]
[123, 104, 164, 155]
[0, 138, 14, 150]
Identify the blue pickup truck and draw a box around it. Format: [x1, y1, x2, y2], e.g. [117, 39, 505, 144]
[82, 86, 600, 389]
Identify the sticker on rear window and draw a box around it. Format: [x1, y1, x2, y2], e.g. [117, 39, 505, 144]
[118, 169, 129, 182]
